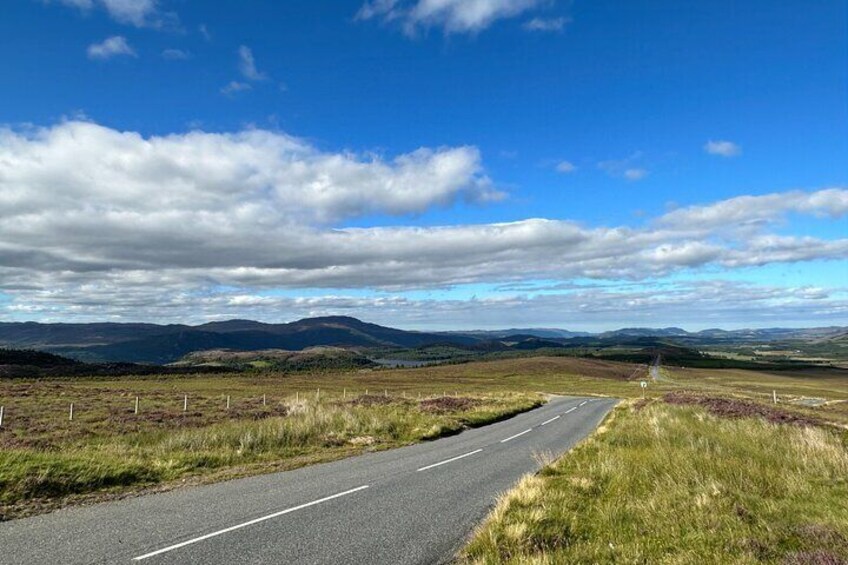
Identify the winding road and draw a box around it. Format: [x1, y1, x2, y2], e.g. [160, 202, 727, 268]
[0, 396, 617, 565]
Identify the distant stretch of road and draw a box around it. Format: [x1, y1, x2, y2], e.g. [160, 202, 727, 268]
[651, 355, 669, 382]
[0, 396, 617, 565]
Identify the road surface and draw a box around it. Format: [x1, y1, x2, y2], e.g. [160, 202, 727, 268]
[0, 396, 617, 565]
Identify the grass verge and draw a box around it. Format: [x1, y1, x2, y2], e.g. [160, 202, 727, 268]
[461, 399, 848, 564]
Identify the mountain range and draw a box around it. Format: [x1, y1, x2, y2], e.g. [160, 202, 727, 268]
[0, 317, 845, 365]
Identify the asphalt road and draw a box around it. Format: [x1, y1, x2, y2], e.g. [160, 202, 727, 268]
[0, 396, 617, 565]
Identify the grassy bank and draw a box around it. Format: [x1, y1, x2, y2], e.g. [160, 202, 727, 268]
[462, 399, 848, 564]
[0, 393, 539, 520]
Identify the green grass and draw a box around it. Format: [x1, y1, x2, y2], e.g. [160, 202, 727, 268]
[461, 400, 848, 564]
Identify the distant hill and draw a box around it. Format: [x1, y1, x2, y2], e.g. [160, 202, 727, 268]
[0, 348, 231, 378]
[0, 316, 479, 364]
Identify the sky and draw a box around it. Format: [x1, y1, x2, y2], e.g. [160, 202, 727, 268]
[0, 0, 846, 330]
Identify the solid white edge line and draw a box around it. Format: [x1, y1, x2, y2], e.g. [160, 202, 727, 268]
[565, 407, 577, 413]
[500, 428, 533, 443]
[416, 449, 483, 472]
[133, 485, 371, 561]
[540, 415, 561, 426]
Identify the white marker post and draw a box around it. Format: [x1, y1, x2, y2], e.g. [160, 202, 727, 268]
[640, 380, 647, 398]
[0, 405, 4, 428]
[134, 396, 139, 415]
[262, 394, 266, 406]
[316, 388, 320, 402]
[226, 395, 230, 410]
[69, 403, 74, 421]
[183, 394, 188, 412]
[773, 390, 777, 404]
[343, 388, 346, 400]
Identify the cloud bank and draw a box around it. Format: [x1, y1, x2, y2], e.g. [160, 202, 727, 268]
[0, 120, 845, 324]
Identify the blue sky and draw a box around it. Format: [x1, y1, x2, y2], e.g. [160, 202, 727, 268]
[0, 0, 845, 330]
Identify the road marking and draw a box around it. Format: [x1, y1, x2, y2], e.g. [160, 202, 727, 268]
[417, 449, 483, 472]
[565, 407, 577, 414]
[540, 415, 560, 426]
[579, 401, 587, 407]
[133, 485, 370, 561]
[500, 429, 532, 443]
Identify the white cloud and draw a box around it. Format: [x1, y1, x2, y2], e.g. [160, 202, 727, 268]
[100, 0, 159, 26]
[704, 139, 741, 157]
[555, 160, 576, 173]
[162, 48, 191, 60]
[624, 168, 648, 181]
[86, 36, 137, 59]
[220, 81, 252, 96]
[237, 45, 267, 81]
[57, 0, 175, 28]
[0, 120, 495, 226]
[357, 0, 546, 35]
[0, 120, 845, 323]
[523, 16, 569, 32]
[658, 189, 848, 230]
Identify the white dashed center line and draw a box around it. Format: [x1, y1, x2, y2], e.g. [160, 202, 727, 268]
[133, 485, 370, 561]
[417, 449, 483, 472]
[500, 429, 532, 443]
[540, 415, 560, 426]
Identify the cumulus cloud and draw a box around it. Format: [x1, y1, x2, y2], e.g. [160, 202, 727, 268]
[357, 0, 546, 35]
[0, 120, 845, 323]
[704, 139, 741, 157]
[0, 120, 495, 226]
[56, 0, 175, 28]
[523, 16, 569, 32]
[86, 36, 137, 59]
